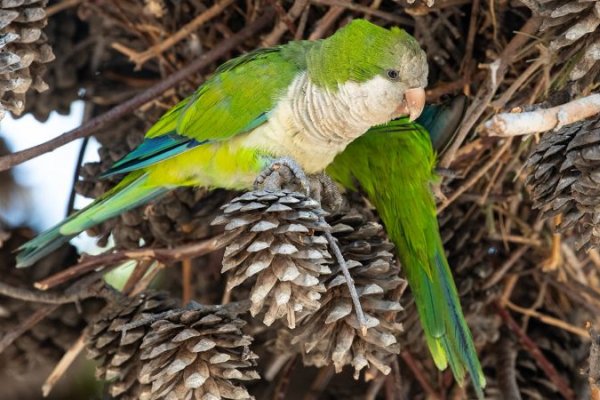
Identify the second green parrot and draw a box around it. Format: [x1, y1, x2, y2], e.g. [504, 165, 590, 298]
[327, 111, 486, 397]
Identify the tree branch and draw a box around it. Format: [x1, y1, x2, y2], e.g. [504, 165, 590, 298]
[483, 93, 600, 137]
[0, 280, 109, 304]
[35, 235, 226, 290]
[0, 10, 274, 173]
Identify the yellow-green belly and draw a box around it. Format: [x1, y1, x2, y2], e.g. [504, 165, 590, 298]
[144, 140, 267, 190]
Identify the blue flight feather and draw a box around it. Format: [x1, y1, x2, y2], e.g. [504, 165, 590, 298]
[101, 133, 204, 178]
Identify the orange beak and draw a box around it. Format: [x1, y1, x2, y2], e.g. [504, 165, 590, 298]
[396, 87, 426, 121]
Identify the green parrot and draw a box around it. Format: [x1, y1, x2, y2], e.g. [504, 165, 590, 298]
[16, 19, 428, 267]
[327, 109, 486, 398]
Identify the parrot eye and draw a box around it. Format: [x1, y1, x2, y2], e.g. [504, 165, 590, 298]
[386, 69, 400, 81]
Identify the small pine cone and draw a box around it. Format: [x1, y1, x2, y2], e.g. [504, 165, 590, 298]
[526, 117, 600, 250]
[212, 189, 332, 329]
[535, 0, 600, 83]
[137, 304, 259, 400]
[86, 291, 178, 399]
[21, 3, 91, 121]
[280, 209, 406, 378]
[0, 0, 54, 118]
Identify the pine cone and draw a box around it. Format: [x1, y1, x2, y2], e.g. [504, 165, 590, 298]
[526, 117, 600, 250]
[535, 0, 600, 85]
[21, 2, 91, 121]
[0, 0, 54, 118]
[282, 209, 405, 378]
[212, 189, 332, 329]
[86, 291, 178, 399]
[137, 304, 259, 400]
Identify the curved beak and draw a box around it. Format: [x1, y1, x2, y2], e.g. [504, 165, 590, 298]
[396, 87, 426, 121]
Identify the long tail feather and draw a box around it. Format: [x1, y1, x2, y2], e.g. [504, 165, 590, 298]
[16, 172, 168, 268]
[327, 119, 486, 398]
[433, 247, 485, 397]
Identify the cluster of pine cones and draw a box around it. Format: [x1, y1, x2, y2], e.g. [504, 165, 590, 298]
[83, 185, 408, 398]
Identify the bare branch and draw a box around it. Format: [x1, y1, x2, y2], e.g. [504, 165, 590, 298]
[483, 93, 600, 137]
[35, 235, 225, 291]
[0, 280, 108, 304]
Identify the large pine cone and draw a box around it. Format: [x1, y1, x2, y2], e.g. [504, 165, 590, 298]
[86, 291, 178, 399]
[535, 0, 600, 85]
[0, 0, 54, 118]
[138, 304, 259, 400]
[212, 189, 332, 329]
[282, 208, 406, 378]
[526, 117, 600, 250]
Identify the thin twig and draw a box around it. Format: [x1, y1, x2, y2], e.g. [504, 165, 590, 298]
[439, 16, 542, 168]
[121, 260, 152, 295]
[0, 10, 274, 173]
[262, 0, 309, 46]
[308, 6, 344, 40]
[400, 351, 441, 400]
[35, 235, 225, 290]
[182, 258, 193, 304]
[495, 302, 576, 400]
[323, 227, 368, 335]
[438, 138, 512, 213]
[42, 334, 86, 397]
[66, 136, 89, 216]
[484, 93, 600, 137]
[0, 305, 58, 354]
[0, 280, 104, 304]
[505, 301, 590, 338]
[112, 0, 236, 69]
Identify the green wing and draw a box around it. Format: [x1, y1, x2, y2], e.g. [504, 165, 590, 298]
[102, 43, 310, 177]
[146, 44, 309, 141]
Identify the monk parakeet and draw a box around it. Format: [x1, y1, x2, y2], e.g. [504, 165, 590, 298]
[16, 19, 428, 267]
[327, 110, 486, 398]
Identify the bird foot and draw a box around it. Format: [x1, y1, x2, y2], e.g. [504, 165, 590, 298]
[254, 157, 310, 195]
[308, 173, 345, 213]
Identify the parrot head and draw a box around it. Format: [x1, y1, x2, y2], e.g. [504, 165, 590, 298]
[308, 19, 428, 123]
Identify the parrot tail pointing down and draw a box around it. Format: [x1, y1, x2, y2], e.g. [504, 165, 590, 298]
[327, 116, 486, 398]
[16, 172, 170, 267]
